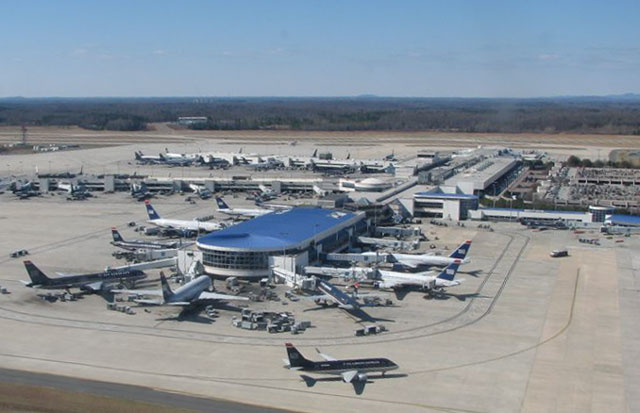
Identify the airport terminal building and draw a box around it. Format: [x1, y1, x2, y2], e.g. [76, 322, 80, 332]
[196, 207, 367, 278]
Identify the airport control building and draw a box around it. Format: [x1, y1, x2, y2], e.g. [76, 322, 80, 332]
[196, 207, 367, 278]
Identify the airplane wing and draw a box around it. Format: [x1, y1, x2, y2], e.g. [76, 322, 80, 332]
[82, 282, 104, 292]
[315, 348, 337, 361]
[341, 370, 360, 383]
[439, 279, 464, 287]
[134, 299, 163, 305]
[197, 291, 249, 301]
[297, 294, 331, 301]
[395, 260, 417, 269]
[111, 288, 162, 296]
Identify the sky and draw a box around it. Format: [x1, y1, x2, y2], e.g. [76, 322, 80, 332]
[1, 0, 639, 97]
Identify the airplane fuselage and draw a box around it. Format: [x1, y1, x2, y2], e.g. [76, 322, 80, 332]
[317, 279, 358, 310]
[299, 358, 398, 376]
[218, 208, 272, 218]
[392, 254, 469, 268]
[148, 218, 221, 232]
[168, 275, 212, 304]
[376, 270, 461, 290]
[29, 269, 145, 290]
[111, 240, 176, 251]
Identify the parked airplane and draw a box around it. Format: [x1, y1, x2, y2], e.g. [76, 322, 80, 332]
[383, 239, 472, 269]
[189, 183, 212, 199]
[58, 182, 91, 200]
[299, 278, 389, 323]
[36, 165, 83, 179]
[114, 272, 247, 306]
[10, 181, 40, 199]
[376, 261, 463, 299]
[246, 157, 283, 170]
[145, 201, 224, 234]
[110, 228, 178, 251]
[310, 159, 357, 175]
[134, 151, 162, 164]
[158, 153, 194, 167]
[130, 182, 153, 201]
[258, 184, 276, 199]
[383, 150, 396, 161]
[215, 197, 273, 218]
[21, 261, 146, 293]
[197, 154, 230, 168]
[283, 343, 398, 394]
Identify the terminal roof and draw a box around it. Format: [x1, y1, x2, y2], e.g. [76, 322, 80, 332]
[198, 207, 359, 250]
[608, 214, 640, 226]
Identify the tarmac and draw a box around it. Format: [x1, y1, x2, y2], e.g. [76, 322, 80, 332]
[0, 140, 639, 412]
[0, 367, 293, 413]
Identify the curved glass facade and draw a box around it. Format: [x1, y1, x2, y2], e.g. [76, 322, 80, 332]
[589, 206, 615, 223]
[202, 250, 269, 271]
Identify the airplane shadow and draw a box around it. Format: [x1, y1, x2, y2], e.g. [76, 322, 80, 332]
[300, 373, 408, 395]
[156, 310, 216, 324]
[424, 292, 490, 301]
[303, 305, 395, 323]
[461, 269, 482, 278]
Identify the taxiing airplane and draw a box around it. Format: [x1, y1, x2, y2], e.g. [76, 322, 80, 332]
[215, 197, 273, 218]
[384, 239, 472, 269]
[114, 272, 247, 306]
[110, 228, 178, 251]
[284, 343, 398, 394]
[145, 201, 224, 234]
[22, 261, 146, 293]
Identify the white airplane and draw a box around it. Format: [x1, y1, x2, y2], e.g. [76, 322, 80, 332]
[376, 261, 463, 295]
[163, 148, 199, 160]
[145, 201, 224, 234]
[189, 183, 212, 199]
[215, 197, 273, 218]
[114, 272, 246, 306]
[258, 184, 276, 198]
[377, 240, 472, 269]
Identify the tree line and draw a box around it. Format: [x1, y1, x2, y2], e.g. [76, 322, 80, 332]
[1, 96, 640, 133]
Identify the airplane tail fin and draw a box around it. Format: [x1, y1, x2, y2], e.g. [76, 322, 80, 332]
[23, 261, 50, 286]
[312, 149, 317, 158]
[346, 153, 350, 160]
[144, 200, 160, 220]
[215, 197, 229, 210]
[437, 262, 461, 281]
[449, 240, 472, 260]
[285, 343, 313, 369]
[159, 272, 173, 301]
[135, 151, 142, 160]
[111, 227, 124, 242]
